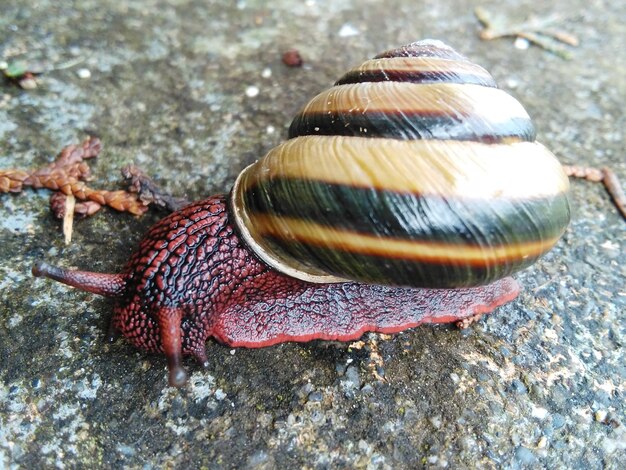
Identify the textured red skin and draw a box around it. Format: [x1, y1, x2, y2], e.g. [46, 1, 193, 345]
[36, 195, 520, 385]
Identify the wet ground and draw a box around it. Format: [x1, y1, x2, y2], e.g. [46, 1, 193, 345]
[1, 0, 624, 468]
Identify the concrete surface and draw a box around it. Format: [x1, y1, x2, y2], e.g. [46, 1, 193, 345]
[1, 0, 624, 468]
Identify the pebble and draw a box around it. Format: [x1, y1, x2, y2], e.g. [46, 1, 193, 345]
[477, 373, 490, 383]
[246, 450, 269, 467]
[552, 414, 566, 429]
[310, 409, 324, 423]
[532, 406, 549, 420]
[514, 37, 530, 50]
[297, 382, 314, 399]
[505, 78, 519, 89]
[509, 379, 528, 395]
[344, 365, 361, 389]
[245, 85, 259, 97]
[537, 436, 548, 449]
[19, 77, 37, 89]
[338, 23, 359, 37]
[514, 446, 537, 465]
[117, 444, 136, 457]
[429, 415, 442, 429]
[77, 68, 91, 79]
[594, 409, 608, 423]
[281, 49, 303, 67]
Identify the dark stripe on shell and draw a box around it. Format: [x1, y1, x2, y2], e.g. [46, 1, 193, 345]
[242, 178, 569, 248]
[288, 111, 536, 143]
[258, 235, 539, 288]
[334, 69, 497, 87]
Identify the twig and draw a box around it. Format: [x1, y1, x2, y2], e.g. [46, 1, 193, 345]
[63, 194, 76, 245]
[475, 7, 578, 59]
[0, 137, 149, 217]
[563, 165, 626, 219]
[121, 165, 190, 212]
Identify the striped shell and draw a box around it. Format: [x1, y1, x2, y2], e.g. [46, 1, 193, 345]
[231, 40, 570, 288]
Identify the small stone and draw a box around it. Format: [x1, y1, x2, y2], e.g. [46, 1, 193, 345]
[245, 85, 259, 97]
[537, 436, 548, 448]
[595, 409, 608, 423]
[19, 77, 37, 89]
[297, 382, 314, 399]
[477, 373, 490, 383]
[77, 68, 91, 79]
[514, 37, 530, 50]
[307, 391, 323, 402]
[310, 409, 324, 423]
[261, 67, 272, 78]
[281, 49, 303, 67]
[552, 414, 566, 429]
[246, 450, 269, 467]
[338, 23, 359, 37]
[358, 439, 370, 452]
[514, 446, 537, 465]
[429, 415, 442, 429]
[532, 406, 549, 420]
[509, 379, 528, 394]
[0, 93, 11, 108]
[505, 78, 519, 89]
[344, 365, 361, 390]
[117, 444, 136, 457]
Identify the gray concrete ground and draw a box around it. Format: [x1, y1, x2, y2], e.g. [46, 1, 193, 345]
[1, 0, 624, 468]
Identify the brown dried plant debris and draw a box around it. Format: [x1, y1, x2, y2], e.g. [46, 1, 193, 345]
[0, 137, 149, 218]
[563, 165, 626, 220]
[121, 165, 190, 212]
[475, 7, 579, 59]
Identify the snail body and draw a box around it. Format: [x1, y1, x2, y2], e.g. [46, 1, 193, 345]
[33, 40, 570, 386]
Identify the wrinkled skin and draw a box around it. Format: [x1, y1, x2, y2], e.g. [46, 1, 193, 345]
[33, 195, 520, 386]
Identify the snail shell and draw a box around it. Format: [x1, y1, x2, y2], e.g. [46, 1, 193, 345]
[231, 40, 570, 288]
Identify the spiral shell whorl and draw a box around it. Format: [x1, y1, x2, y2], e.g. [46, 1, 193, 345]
[231, 41, 570, 288]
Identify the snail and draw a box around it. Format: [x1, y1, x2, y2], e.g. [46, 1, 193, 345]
[32, 40, 570, 387]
